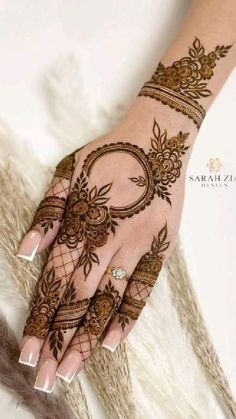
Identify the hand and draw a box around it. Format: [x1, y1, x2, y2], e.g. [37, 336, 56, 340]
[18, 100, 193, 392]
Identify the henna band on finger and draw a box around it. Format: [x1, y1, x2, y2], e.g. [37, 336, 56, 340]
[32, 196, 66, 233]
[106, 266, 129, 281]
[117, 223, 170, 330]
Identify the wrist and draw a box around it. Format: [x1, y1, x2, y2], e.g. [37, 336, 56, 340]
[112, 96, 198, 147]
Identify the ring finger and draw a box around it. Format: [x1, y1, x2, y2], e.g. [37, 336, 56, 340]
[55, 248, 141, 384]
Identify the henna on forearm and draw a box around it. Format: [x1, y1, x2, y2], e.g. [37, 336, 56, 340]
[139, 38, 231, 128]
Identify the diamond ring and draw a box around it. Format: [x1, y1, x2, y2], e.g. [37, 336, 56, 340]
[106, 266, 129, 281]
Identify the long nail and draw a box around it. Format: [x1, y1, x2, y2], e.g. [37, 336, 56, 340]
[19, 337, 41, 367]
[34, 359, 57, 393]
[102, 329, 121, 352]
[56, 351, 82, 383]
[17, 230, 42, 261]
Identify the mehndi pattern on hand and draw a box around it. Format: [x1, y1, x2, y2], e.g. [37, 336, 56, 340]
[118, 222, 170, 330]
[139, 38, 231, 127]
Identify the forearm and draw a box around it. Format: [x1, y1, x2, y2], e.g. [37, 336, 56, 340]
[113, 0, 236, 152]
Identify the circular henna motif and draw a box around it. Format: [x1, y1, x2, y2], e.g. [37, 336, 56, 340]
[83, 142, 155, 219]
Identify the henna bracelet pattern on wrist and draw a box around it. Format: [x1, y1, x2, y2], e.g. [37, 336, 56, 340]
[118, 222, 170, 330]
[138, 38, 231, 128]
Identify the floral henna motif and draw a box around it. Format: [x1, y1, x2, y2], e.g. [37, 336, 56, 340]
[57, 172, 117, 276]
[49, 281, 90, 359]
[31, 153, 76, 233]
[83, 280, 120, 336]
[69, 280, 121, 362]
[145, 119, 189, 204]
[23, 268, 61, 339]
[83, 142, 155, 219]
[57, 120, 188, 276]
[118, 223, 170, 330]
[139, 38, 231, 127]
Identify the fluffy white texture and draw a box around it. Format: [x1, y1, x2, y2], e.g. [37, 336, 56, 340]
[127, 269, 224, 418]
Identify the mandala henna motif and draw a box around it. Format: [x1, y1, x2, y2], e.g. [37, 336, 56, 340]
[57, 120, 188, 276]
[139, 38, 231, 127]
[118, 222, 170, 330]
[49, 281, 90, 359]
[23, 268, 61, 339]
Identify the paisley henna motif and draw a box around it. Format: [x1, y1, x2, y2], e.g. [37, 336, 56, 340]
[139, 38, 231, 127]
[118, 223, 170, 330]
[23, 268, 61, 339]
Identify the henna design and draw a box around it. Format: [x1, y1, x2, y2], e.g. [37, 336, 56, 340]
[31, 153, 76, 233]
[146, 119, 189, 204]
[118, 223, 170, 330]
[69, 280, 121, 362]
[57, 172, 117, 276]
[55, 153, 76, 180]
[57, 120, 188, 276]
[83, 142, 155, 219]
[139, 38, 231, 127]
[23, 268, 61, 339]
[49, 280, 90, 359]
[83, 280, 120, 336]
[32, 196, 66, 234]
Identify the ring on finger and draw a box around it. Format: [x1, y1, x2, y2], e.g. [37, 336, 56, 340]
[106, 266, 129, 281]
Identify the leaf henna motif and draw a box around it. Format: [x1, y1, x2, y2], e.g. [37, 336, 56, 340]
[23, 268, 62, 339]
[118, 222, 170, 330]
[139, 38, 232, 127]
[57, 120, 188, 277]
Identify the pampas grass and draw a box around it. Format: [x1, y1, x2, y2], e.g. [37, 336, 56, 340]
[0, 312, 73, 419]
[167, 244, 236, 418]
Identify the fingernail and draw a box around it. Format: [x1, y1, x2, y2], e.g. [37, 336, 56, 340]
[102, 329, 121, 352]
[19, 337, 41, 367]
[56, 350, 82, 383]
[34, 359, 57, 393]
[17, 230, 42, 261]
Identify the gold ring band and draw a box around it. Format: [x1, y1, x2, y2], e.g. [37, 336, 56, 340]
[106, 266, 129, 281]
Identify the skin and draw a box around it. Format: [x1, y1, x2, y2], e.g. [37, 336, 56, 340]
[17, 0, 236, 391]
